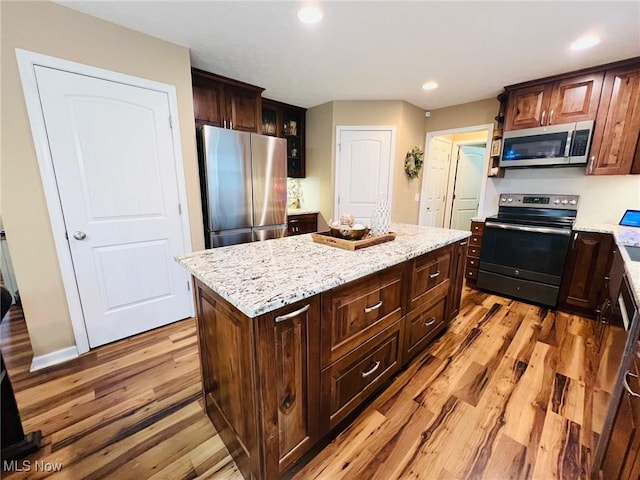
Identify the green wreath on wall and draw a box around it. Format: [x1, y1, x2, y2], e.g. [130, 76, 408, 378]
[404, 146, 424, 179]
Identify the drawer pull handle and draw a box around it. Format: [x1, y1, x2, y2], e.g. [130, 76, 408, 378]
[459, 241, 468, 246]
[624, 371, 640, 398]
[364, 301, 383, 313]
[429, 271, 441, 279]
[275, 304, 310, 323]
[425, 317, 436, 327]
[361, 360, 381, 378]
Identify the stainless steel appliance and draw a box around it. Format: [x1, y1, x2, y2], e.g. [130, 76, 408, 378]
[197, 126, 287, 248]
[499, 121, 594, 168]
[477, 193, 579, 306]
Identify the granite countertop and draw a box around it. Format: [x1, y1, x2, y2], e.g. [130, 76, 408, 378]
[573, 222, 640, 306]
[176, 224, 470, 318]
[287, 208, 320, 216]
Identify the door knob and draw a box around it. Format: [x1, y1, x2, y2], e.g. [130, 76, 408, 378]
[73, 231, 87, 240]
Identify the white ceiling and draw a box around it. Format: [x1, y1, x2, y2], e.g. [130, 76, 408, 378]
[59, 1, 640, 110]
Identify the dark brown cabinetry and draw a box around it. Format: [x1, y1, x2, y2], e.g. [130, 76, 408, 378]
[320, 264, 405, 367]
[262, 98, 306, 178]
[465, 221, 484, 285]
[558, 232, 613, 315]
[588, 64, 640, 175]
[193, 241, 467, 479]
[593, 274, 640, 479]
[195, 280, 321, 479]
[448, 239, 468, 321]
[287, 213, 317, 236]
[192, 68, 263, 132]
[504, 73, 603, 131]
[256, 297, 321, 477]
[403, 245, 452, 362]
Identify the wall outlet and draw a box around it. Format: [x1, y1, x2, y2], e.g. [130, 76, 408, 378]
[414, 193, 420, 202]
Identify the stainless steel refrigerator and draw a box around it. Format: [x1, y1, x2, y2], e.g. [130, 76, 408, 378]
[197, 125, 288, 248]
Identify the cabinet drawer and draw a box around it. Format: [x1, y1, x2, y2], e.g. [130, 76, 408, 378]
[409, 246, 451, 312]
[466, 257, 479, 269]
[321, 264, 405, 367]
[288, 214, 317, 236]
[467, 245, 481, 258]
[465, 266, 479, 281]
[470, 221, 484, 235]
[469, 234, 483, 247]
[321, 322, 402, 429]
[404, 295, 447, 362]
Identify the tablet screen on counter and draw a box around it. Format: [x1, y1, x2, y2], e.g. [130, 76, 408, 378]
[619, 209, 640, 227]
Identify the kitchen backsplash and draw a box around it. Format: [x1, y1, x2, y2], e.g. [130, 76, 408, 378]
[482, 166, 640, 223]
[287, 177, 321, 211]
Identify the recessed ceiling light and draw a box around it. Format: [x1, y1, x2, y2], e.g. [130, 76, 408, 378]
[297, 6, 323, 24]
[422, 81, 439, 90]
[570, 35, 601, 50]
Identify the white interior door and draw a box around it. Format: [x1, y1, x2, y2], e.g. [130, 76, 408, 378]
[335, 128, 394, 224]
[420, 136, 452, 227]
[450, 145, 485, 230]
[34, 66, 192, 348]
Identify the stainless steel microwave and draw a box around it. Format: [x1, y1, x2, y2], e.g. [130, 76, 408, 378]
[499, 120, 594, 168]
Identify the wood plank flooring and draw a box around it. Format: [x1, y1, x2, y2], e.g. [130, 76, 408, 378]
[1, 286, 622, 479]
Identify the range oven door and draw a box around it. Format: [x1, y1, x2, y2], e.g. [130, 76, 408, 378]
[477, 222, 572, 306]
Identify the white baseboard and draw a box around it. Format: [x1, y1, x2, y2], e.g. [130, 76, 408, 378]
[30, 345, 79, 372]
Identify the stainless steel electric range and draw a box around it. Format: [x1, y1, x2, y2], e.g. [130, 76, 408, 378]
[477, 193, 579, 307]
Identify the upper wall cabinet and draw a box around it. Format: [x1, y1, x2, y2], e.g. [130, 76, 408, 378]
[588, 65, 640, 175]
[262, 98, 307, 178]
[502, 57, 640, 176]
[192, 68, 264, 133]
[504, 72, 603, 130]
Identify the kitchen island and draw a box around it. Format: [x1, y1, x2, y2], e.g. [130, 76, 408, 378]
[176, 224, 470, 479]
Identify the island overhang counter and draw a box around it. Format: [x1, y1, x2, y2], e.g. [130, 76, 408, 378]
[175, 224, 471, 479]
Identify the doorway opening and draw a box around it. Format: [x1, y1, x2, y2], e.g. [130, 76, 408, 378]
[418, 124, 493, 231]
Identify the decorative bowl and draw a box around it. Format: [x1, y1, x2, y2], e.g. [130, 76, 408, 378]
[329, 226, 371, 240]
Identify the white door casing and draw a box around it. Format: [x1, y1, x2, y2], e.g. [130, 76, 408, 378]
[449, 145, 485, 230]
[420, 124, 493, 230]
[17, 49, 193, 355]
[334, 127, 395, 225]
[419, 136, 451, 227]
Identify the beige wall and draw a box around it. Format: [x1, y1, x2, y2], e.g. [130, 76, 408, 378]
[305, 100, 426, 226]
[1, 1, 202, 357]
[425, 98, 499, 133]
[304, 102, 334, 231]
[425, 98, 639, 223]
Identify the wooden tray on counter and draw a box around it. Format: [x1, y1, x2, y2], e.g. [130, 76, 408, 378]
[311, 231, 396, 251]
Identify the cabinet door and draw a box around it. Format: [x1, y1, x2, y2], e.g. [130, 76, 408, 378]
[256, 297, 321, 477]
[193, 84, 225, 127]
[548, 72, 604, 125]
[226, 86, 260, 133]
[195, 283, 257, 479]
[589, 65, 640, 175]
[559, 232, 613, 312]
[448, 239, 468, 321]
[504, 83, 553, 130]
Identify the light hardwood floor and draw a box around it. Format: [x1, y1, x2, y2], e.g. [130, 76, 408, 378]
[1, 286, 622, 479]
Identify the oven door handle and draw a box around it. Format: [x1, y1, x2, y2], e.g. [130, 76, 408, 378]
[485, 222, 571, 236]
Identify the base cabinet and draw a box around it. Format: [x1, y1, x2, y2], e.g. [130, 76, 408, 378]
[559, 232, 613, 315]
[193, 241, 467, 479]
[256, 297, 321, 477]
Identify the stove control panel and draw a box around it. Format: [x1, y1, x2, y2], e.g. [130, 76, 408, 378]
[499, 194, 579, 209]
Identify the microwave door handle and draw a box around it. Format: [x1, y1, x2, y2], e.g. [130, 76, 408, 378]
[564, 131, 572, 157]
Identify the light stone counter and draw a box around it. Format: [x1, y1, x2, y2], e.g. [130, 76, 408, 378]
[574, 222, 640, 306]
[287, 208, 320, 216]
[176, 224, 470, 318]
